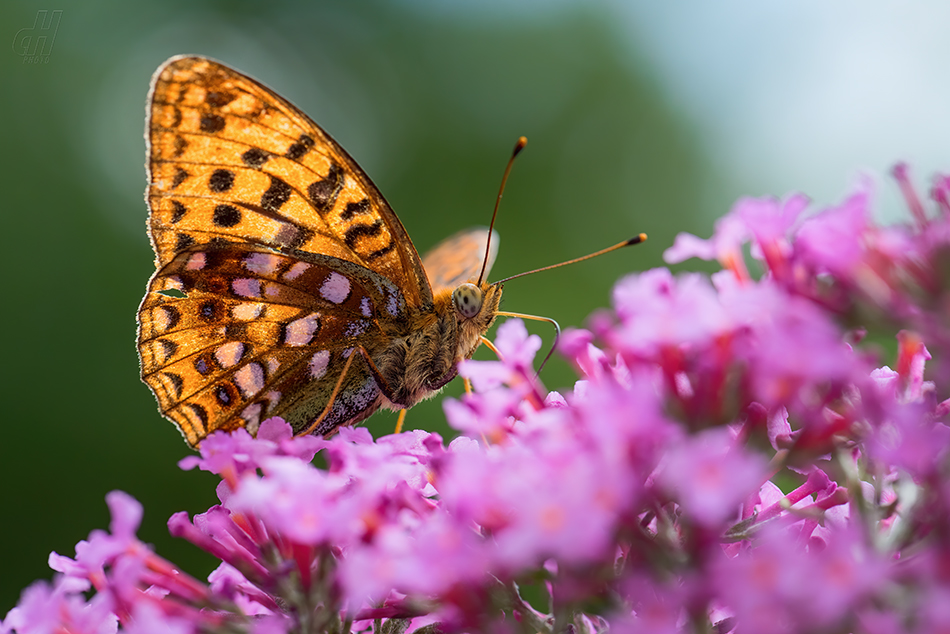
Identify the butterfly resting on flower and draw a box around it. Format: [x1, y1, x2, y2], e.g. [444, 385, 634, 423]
[137, 56, 644, 447]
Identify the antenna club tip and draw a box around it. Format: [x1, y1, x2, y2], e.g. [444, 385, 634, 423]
[628, 233, 648, 245]
[513, 136, 527, 155]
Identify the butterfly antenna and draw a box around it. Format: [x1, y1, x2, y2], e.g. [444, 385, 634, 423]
[477, 136, 528, 286]
[491, 234, 647, 286]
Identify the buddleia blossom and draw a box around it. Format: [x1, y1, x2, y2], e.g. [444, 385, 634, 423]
[7, 166, 950, 634]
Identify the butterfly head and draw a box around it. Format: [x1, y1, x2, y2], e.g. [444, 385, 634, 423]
[453, 282, 502, 321]
[450, 281, 503, 362]
[452, 283, 483, 319]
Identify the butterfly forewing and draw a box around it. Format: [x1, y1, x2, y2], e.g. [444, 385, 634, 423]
[138, 242, 408, 444]
[145, 55, 431, 307]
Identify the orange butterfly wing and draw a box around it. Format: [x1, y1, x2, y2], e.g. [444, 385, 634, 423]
[139, 243, 409, 445]
[422, 227, 499, 296]
[139, 56, 434, 445]
[144, 55, 431, 305]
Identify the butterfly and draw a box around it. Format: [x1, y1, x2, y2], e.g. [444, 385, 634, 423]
[137, 56, 507, 447]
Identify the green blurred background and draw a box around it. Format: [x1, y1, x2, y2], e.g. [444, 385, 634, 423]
[3, 0, 948, 612]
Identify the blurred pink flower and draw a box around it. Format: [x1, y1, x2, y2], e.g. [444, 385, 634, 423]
[9, 165, 950, 634]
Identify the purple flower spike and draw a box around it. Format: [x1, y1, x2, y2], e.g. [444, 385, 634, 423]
[664, 209, 751, 279]
[177, 427, 272, 482]
[459, 319, 544, 403]
[611, 269, 731, 356]
[458, 358, 512, 392]
[895, 330, 931, 401]
[892, 163, 928, 227]
[659, 427, 767, 527]
[933, 173, 950, 214]
[106, 490, 143, 542]
[13, 163, 950, 634]
[2, 576, 118, 634]
[796, 185, 873, 279]
[493, 318, 542, 372]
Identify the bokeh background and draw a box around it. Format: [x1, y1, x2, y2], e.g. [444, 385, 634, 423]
[2, 0, 948, 612]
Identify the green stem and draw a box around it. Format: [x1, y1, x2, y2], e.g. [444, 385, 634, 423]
[503, 581, 552, 634]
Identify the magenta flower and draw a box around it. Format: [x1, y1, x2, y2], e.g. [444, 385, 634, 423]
[666, 193, 809, 283]
[1, 576, 117, 634]
[795, 186, 873, 279]
[610, 268, 732, 355]
[8, 165, 950, 634]
[731, 284, 863, 411]
[714, 524, 887, 633]
[457, 318, 542, 393]
[658, 427, 767, 527]
[665, 206, 752, 279]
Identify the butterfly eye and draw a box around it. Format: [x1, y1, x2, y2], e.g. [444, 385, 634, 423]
[452, 283, 483, 320]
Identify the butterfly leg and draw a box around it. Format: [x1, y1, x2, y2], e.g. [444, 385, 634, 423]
[296, 345, 410, 437]
[345, 347, 410, 434]
[296, 351, 359, 437]
[394, 409, 408, 434]
[349, 345, 406, 406]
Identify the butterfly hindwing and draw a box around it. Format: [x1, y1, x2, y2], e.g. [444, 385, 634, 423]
[145, 55, 432, 308]
[138, 242, 407, 444]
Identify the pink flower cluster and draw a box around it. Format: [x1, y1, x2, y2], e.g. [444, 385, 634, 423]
[6, 166, 950, 633]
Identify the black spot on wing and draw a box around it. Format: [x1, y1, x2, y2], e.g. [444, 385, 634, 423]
[185, 403, 209, 432]
[194, 354, 213, 376]
[175, 233, 196, 252]
[159, 305, 181, 331]
[172, 167, 189, 189]
[172, 135, 188, 158]
[286, 134, 315, 160]
[205, 91, 236, 108]
[340, 199, 370, 221]
[158, 338, 178, 361]
[242, 148, 270, 168]
[162, 372, 184, 398]
[199, 299, 224, 322]
[200, 114, 225, 133]
[215, 383, 236, 406]
[307, 163, 344, 214]
[261, 176, 291, 211]
[368, 240, 396, 260]
[170, 200, 187, 223]
[209, 169, 235, 192]
[274, 224, 312, 249]
[213, 204, 241, 227]
[344, 220, 383, 250]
